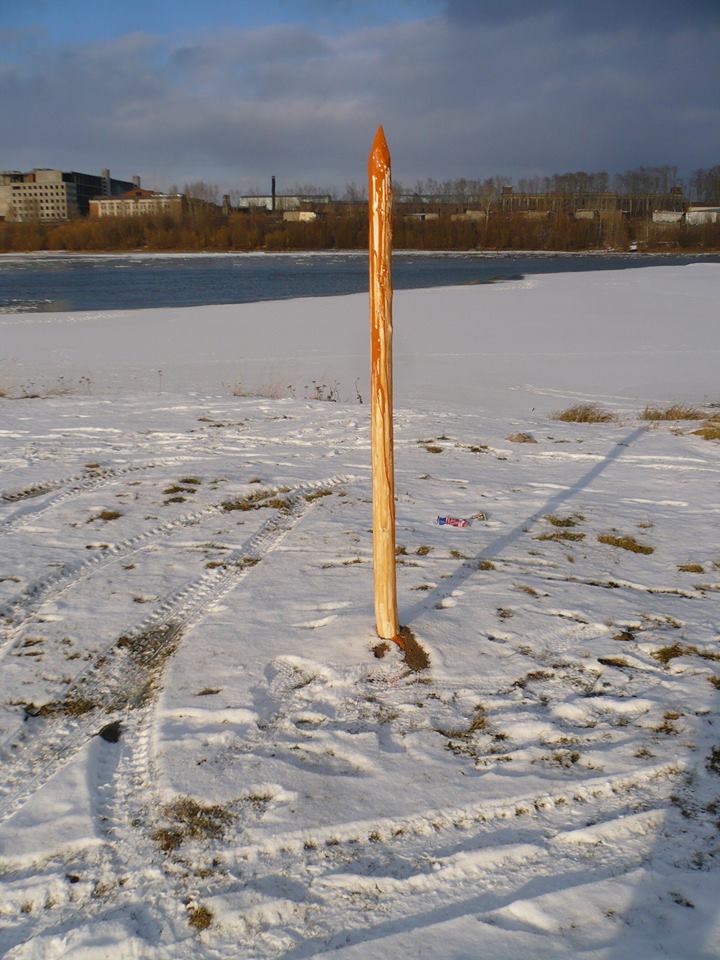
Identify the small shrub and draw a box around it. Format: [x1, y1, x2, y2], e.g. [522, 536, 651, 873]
[641, 405, 704, 420]
[597, 534, 653, 554]
[307, 380, 339, 402]
[553, 403, 615, 423]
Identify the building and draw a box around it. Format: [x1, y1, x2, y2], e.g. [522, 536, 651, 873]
[282, 211, 317, 223]
[652, 210, 684, 224]
[685, 205, 720, 225]
[234, 193, 332, 212]
[499, 185, 686, 219]
[89, 188, 183, 219]
[233, 175, 331, 213]
[0, 168, 138, 222]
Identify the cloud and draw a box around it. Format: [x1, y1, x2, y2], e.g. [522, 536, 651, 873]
[1, 10, 718, 190]
[444, 0, 720, 32]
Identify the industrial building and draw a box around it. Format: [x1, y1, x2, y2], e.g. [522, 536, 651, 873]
[233, 176, 332, 212]
[0, 168, 138, 222]
[89, 187, 183, 218]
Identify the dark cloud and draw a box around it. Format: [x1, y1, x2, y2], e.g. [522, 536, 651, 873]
[444, 0, 720, 32]
[1, 12, 718, 190]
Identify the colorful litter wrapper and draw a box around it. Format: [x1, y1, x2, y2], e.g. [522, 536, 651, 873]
[436, 515, 472, 528]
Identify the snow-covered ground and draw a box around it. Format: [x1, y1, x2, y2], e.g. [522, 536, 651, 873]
[0, 265, 719, 958]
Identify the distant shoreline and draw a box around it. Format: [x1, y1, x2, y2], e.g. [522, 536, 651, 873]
[3, 248, 720, 259]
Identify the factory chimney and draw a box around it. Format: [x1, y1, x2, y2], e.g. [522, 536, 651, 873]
[132, 175, 141, 188]
[101, 168, 111, 197]
[271, 175, 276, 212]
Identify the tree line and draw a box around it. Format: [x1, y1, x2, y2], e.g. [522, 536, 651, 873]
[1, 204, 718, 254]
[177, 164, 720, 205]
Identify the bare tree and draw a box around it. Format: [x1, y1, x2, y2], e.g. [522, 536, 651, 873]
[183, 181, 220, 204]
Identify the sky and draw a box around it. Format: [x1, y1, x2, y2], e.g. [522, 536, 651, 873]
[1, 0, 719, 193]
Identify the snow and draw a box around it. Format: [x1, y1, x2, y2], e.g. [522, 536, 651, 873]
[1, 263, 718, 413]
[0, 264, 719, 958]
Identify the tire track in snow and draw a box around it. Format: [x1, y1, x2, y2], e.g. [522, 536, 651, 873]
[0, 456, 207, 533]
[0, 475, 353, 828]
[182, 763, 682, 958]
[0, 478, 315, 663]
[104, 621, 683, 959]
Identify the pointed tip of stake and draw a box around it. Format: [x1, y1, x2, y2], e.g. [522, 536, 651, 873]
[369, 126, 391, 174]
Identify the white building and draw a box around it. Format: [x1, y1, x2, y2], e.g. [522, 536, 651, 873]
[89, 189, 183, 218]
[652, 210, 684, 224]
[685, 206, 720, 225]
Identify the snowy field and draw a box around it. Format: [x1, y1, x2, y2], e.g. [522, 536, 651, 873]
[0, 264, 719, 958]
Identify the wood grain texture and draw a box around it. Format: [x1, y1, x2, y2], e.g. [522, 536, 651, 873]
[368, 126, 399, 641]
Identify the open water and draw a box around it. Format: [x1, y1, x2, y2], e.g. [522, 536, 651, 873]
[0, 251, 717, 313]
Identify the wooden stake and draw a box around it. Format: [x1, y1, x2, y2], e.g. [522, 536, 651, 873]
[368, 126, 399, 641]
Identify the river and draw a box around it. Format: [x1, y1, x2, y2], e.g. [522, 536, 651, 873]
[0, 250, 717, 313]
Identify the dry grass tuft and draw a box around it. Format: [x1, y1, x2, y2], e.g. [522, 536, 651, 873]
[536, 531, 585, 543]
[187, 904, 213, 931]
[28, 696, 98, 718]
[597, 534, 654, 554]
[552, 403, 615, 423]
[544, 513, 584, 528]
[641, 405, 704, 420]
[678, 563, 704, 573]
[303, 488, 332, 503]
[151, 827, 183, 852]
[153, 796, 233, 854]
[88, 509, 122, 523]
[395, 626, 430, 672]
[692, 420, 720, 441]
[221, 487, 290, 512]
[652, 642, 720, 666]
[478, 559, 495, 570]
[506, 432, 537, 443]
[598, 656, 630, 668]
